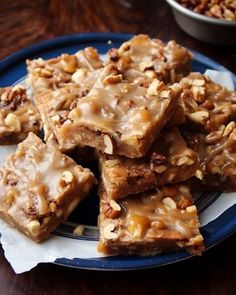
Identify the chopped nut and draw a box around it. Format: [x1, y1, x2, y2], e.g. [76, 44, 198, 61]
[103, 135, 114, 154]
[175, 156, 194, 166]
[147, 79, 164, 96]
[103, 200, 121, 219]
[5, 189, 16, 206]
[160, 90, 170, 99]
[5, 113, 21, 132]
[179, 185, 190, 194]
[186, 205, 197, 213]
[145, 70, 157, 79]
[103, 74, 122, 86]
[162, 197, 177, 210]
[192, 86, 205, 103]
[103, 223, 118, 240]
[51, 114, 61, 124]
[26, 220, 40, 235]
[60, 171, 74, 188]
[71, 68, 87, 82]
[223, 121, 235, 137]
[27, 108, 35, 116]
[61, 54, 77, 73]
[152, 165, 168, 174]
[195, 169, 203, 180]
[187, 111, 209, 124]
[73, 225, 84, 236]
[177, 196, 192, 210]
[41, 68, 53, 78]
[192, 79, 205, 86]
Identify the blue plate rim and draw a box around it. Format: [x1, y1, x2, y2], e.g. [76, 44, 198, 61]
[0, 32, 236, 271]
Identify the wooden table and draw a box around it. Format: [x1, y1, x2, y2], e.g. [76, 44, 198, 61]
[0, 0, 236, 294]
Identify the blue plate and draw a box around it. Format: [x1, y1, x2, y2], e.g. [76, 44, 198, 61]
[0, 33, 236, 271]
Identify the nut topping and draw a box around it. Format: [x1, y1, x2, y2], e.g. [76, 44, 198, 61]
[4, 113, 21, 131]
[162, 197, 177, 210]
[103, 223, 118, 240]
[103, 74, 122, 86]
[26, 220, 41, 235]
[60, 171, 74, 188]
[187, 111, 209, 124]
[103, 200, 121, 219]
[103, 135, 114, 154]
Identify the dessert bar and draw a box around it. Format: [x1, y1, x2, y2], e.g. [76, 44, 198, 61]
[0, 133, 96, 242]
[98, 127, 200, 199]
[184, 121, 236, 191]
[0, 85, 41, 144]
[106, 34, 193, 84]
[179, 73, 236, 133]
[98, 184, 204, 255]
[60, 65, 182, 158]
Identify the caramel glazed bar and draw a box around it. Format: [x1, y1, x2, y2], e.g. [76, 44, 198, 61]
[184, 121, 236, 191]
[0, 133, 96, 242]
[60, 65, 182, 158]
[0, 85, 41, 144]
[99, 184, 204, 256]
[98, 127, 201, 200]
[27, 47, 103, 152]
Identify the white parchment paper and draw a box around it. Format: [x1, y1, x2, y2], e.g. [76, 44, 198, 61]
[0, 69, 235, 273]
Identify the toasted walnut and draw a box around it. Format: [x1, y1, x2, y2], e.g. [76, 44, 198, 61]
[59, 171, 74, 188]
[71, 68, 87, 82]
[162, 197, 177, 210]
[139, 60, 153, 72]
[195, 169, 203, 180]
[223, 121, 235, 137]
[186, 205, 197, 213]
[187, 111, 209, 124]
[5, 189, 16, 206]
[40, 68, 53, 78]
[103, 74, 122, 86]
[103, 223, 118, 240]
[73, 225, 84, 236]
[61, 54, 77, 73]
[26, 220, 41, 235]
[177, 195, 192, 210]
[147, 79, 165, 96]
[5, 113, 21, 131]
[103, 200, 121, 219]
[103, 135, 114, 154]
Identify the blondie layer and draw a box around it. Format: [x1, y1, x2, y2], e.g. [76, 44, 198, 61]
[0, 133, 96, 242]
[98, 184, 204, 255]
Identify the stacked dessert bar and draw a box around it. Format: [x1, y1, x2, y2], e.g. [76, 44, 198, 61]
[1, 35, 235, 257]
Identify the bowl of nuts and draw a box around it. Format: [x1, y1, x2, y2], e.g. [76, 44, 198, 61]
[165, 0, 236, 46]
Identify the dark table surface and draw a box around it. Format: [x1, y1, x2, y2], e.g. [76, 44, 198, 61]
[0, 0, 236, 294]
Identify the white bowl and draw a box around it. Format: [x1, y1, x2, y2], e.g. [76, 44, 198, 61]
[165, 0, 236, 46]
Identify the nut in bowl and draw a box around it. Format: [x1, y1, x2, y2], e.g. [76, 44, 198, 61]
[165, 0, 236, 46]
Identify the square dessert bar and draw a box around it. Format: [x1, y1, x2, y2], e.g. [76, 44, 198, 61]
[106, 34, 192, 84]
[98, 184, 204, 256]
[179, 72, 236, 133]
[27, 47, 103, 93]
[60, 65, 182, 158]
[0, 133, 96, 242]
[184, 121, 236, 191]
[0, 85, 41, 144]
[98, 127, 200, 200]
